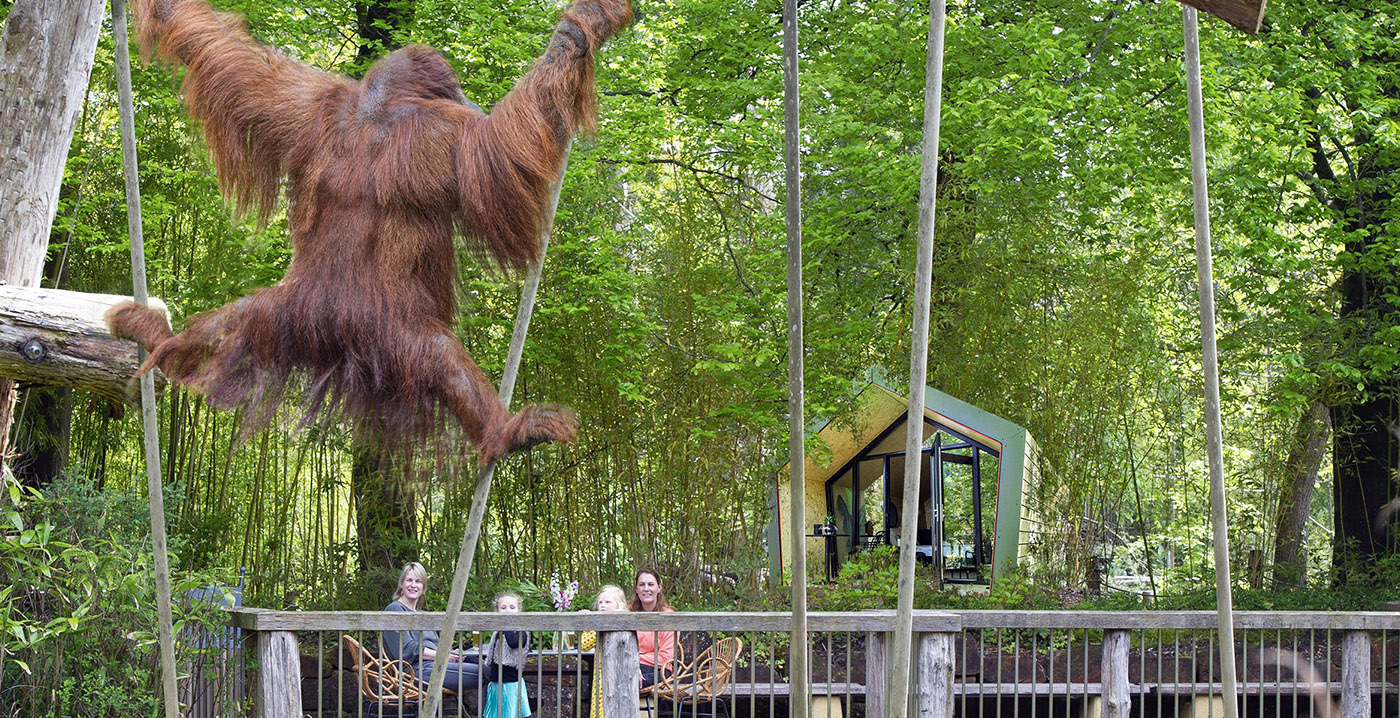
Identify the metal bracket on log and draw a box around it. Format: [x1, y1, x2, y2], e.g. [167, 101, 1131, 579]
[1175, 0, 1266, 35]
[0, 285, 168, 405]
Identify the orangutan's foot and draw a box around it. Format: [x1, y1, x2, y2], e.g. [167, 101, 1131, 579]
[482, 404, 577, 464]
[105, 301, 174, 352]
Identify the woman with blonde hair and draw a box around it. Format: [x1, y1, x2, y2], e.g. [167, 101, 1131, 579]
[382, 562, 481, 692]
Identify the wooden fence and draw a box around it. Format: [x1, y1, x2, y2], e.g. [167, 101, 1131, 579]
[211, 609, 1400, 717]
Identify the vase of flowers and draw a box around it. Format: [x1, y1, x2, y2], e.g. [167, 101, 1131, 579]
[548, 577, 579, 649]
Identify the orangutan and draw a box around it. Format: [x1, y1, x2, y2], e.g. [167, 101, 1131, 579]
[107, 0, 633, 462]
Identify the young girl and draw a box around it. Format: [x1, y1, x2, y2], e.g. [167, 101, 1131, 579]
[579, 585, 629, 718]
[482, 591, 532, 718]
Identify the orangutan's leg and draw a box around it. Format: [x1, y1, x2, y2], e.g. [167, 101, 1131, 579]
[431, 335, 576, 463]
[107, 296, 259, 383]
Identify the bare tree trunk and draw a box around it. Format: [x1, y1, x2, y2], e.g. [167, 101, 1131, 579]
[1272, 398, 1331, 588]
[0, 0, 106, 458]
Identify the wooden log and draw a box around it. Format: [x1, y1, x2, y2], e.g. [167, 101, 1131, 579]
[1341, 631, 1369, 718]
[600, 630, 640, 718]
[917, 632, 954, 718]
[1101, 630, 1131, 718]
[1175, 0, 1266, 35]
[256, 631, 302, 718]
[0, 285, 167, 405]
[867, 631, 887, 718]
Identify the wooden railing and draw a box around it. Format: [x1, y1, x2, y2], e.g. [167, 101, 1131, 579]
[213, 609, 1400, 717]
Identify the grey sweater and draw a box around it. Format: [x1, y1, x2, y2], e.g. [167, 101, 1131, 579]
[381, 599, 437, 666]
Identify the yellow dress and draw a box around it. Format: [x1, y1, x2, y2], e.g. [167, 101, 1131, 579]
[579, 631, 604, 718]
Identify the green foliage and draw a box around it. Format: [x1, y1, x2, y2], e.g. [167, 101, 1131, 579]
[15, 0, 1400, 623]
[0, 471, 230, 717]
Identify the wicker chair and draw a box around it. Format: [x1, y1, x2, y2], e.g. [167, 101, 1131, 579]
[340, 634, 455, 713]
[644, 636, 743, 718]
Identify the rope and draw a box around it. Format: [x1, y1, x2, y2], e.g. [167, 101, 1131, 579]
[421, 150, 568, 718]
[110, 1, 180, 715]
[781, 0, 809, 713]
[1184, 8, 1239, 715]
[887, 0, 947, 712]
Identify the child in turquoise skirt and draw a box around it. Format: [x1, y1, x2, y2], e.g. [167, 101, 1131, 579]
[482, 591, 532, 718]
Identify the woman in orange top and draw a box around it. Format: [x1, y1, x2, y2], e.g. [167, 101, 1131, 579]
[630, 568, 677, 687]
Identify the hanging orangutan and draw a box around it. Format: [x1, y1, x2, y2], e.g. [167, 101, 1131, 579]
[107, 0, 633, 462]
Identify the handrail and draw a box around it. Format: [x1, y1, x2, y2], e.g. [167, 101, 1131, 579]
[225, 608, 1400, 633]
[225, 608, 961, 633]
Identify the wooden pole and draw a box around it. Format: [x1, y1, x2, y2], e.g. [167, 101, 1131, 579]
[111, 2, 180, 716]
[781, 0, 808, 712]
[889, 0, 946, 714]
[917, 632, 954, 718]
[421, 152, 568, 718]
[1183, 8, 1238, 718]
[1101, 630, 1131, 718]
[1340, 631, 1369, 718]
[600, 630, 641, 717]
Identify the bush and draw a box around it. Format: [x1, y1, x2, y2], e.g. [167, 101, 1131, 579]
[0, 470, 231, 717]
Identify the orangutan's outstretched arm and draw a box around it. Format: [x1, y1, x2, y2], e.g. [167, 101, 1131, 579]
[129, 0, 352, 223]
[454, 0, 634, 271]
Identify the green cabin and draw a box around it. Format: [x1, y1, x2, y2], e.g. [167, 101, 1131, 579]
[775, 382, 1042, 585]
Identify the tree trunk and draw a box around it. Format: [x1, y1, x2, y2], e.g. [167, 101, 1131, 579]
[351, 446, 420, 576]
[1310, 6, 1400, 583]
[1272, 398, 1330, 588]
[12, 387, 72, 489]
[0, 0, 106, 458]
[347, 0, 420, 580]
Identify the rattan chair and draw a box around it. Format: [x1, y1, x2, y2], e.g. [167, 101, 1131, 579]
[340, 634, 455, 713]
[645, 636, 743, 718]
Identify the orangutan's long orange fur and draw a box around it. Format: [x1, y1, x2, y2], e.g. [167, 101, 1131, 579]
[107, 0, 632, 463]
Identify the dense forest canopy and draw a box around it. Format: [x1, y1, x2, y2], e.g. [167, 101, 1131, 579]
[4, 0, 1400, 629]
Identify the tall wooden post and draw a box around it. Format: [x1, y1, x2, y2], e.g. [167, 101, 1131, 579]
[111, 1, 180, 715]
[781, 0, 809, 713]
[422, 158, 567, 717]
[1182, 9, 1238, 716]
[890, 0, 947, 713]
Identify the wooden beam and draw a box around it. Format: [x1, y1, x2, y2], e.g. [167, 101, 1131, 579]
[1175, 0, 1266, 35]
[0, 285, 167, 405]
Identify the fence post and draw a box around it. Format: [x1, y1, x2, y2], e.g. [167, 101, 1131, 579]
[1341, 631, 1369, 718]
[1101, 629, 1130, 718]
[867, 631, 887, 718]
[917, 632, 954, 718]
[256, 630, 301, 718]
[601, 630, 640, 717]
